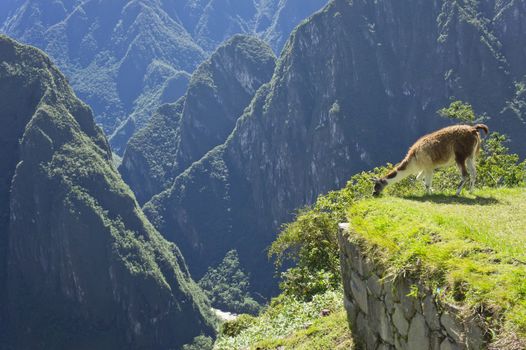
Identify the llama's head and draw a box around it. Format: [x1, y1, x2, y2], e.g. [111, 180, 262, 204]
[372, 178, 387, 197]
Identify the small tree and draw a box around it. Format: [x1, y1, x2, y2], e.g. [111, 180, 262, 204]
[437, 100, 479, 123]
[182, 335, 213, 350]
[199, 250, 261, 314]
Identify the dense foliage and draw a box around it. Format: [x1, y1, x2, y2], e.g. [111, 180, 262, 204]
[0, 35, 216, 349]
[121, 35, 276, 204]
[214, 289, 350, 350]
[182, 335, 214, 350]
[199, 250, 261, 315]
[270, 102, 526, 301]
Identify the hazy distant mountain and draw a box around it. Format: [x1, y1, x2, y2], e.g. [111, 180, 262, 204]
[141, 0, 526, 297]
[1, 0, 328, 154]
[0, 35, 215, 350]
[120, 35, 276, 204]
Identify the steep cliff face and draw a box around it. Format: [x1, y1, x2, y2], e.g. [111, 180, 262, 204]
[120, 35, 276, 204]
[143, 0, 526, 297]
[0, 35, 215, 350]
[1, 0, 327, 153]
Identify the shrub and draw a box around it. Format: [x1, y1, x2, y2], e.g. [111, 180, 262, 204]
[199, 250, 261, 314]
[220, 314, 256, 337]
[182, 335, 213, 350]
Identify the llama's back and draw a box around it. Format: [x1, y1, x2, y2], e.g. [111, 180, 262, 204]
[409, 125, 480, 169]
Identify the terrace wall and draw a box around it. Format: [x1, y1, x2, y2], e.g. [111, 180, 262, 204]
[338, 223, 487, 350]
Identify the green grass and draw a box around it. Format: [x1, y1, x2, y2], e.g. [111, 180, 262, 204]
[251, 309, 353, 350]
[348, 187, 526, 338]
[214, 289, 353, 350]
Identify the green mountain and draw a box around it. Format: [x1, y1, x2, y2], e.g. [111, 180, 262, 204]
[1, 0, 327, 154]
[0, 35, 215, 350]
[120, 35, 276, 204]
[142, 0, 526, 297]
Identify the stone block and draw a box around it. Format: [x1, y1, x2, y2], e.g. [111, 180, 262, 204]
[465, 318, 486, 349]
[440, 311, 463, 343]
[407, 314, 429, 350]
[422, 295, 441, 331]
[397, 283, 417, 320]
[384, 280, 395, 314]
[429, 330, 444, 350]
[351, 271, 368, 314]
[440, 338, 461, 350]
[368, 273, 383, 299]
[365, 326, 379, 350]
[392, 305, 409, 337]
[369, 296, 393, 344]
[344, 293, 358, 325]
[354, 311, 371, 349]
[394, 333, 407, 350]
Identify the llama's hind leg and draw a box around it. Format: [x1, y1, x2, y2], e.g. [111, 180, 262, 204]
[424, 170, 433, 194]
[466, 157, 476, 192]
[456, 161, 469, 196]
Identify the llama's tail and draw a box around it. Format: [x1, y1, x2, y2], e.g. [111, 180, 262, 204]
[474, 124, 489, 135]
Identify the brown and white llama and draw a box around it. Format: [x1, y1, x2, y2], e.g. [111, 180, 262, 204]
[372, 124, 489, 196]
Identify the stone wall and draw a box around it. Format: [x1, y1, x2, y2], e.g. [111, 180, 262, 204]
[338, 223, 487, 350]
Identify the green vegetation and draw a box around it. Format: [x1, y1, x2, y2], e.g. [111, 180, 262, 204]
[438, 100, 479, 123]
[269, 99, 525, 344]
[121, 35, 276, 204]
[270, 99, 526, 300]
[214, 289, 352, 350]
[183, 335, 214, 350]
[199, 250, 261, 315]
[349, 188, 526, 337]
[0, 35, 217, 348]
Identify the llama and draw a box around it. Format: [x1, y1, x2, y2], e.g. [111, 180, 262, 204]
[372, 124, 489, 196]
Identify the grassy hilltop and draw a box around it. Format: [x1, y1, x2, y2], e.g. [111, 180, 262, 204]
[349, 188, 526, 346]
[214, 188, 525, 349]
[213, 116, 525, 349]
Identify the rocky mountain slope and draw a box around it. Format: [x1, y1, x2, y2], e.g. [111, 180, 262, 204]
[0, 35, 215, 350]
[120, 35, 276, 204]
[1, 0, 327, 153]
[141, 0, 526, 297]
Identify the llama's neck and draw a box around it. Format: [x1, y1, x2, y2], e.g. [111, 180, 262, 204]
[384, 159, 416, 185]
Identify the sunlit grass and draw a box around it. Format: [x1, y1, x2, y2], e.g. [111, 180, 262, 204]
[348, 187, 526, 338]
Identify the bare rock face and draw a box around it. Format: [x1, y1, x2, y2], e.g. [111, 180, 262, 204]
[120, 35, 276, 204]
[0, 35, 216, 350]
[142, 0, 526, 297]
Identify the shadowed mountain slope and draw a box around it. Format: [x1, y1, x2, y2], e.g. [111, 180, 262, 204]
[0, 35, 216, 350]
[143, 0, 526, 297]
[120, 35, 276, 204]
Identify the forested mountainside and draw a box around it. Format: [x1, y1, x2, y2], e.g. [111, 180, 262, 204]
[140, 0, 526, 297]
[120, 35, 276, 204]
[0, 35, 215, 350]
[0, 0, 327, 153]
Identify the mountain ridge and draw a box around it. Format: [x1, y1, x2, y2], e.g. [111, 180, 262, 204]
[0, 34, 216, 350]
[1, 0, 328, 153]
[141, 0, 526, 297]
